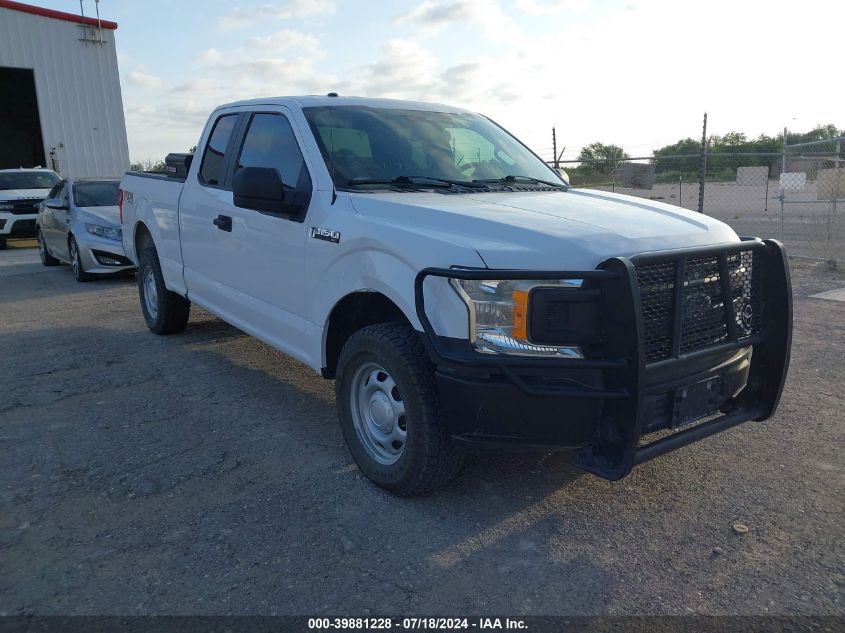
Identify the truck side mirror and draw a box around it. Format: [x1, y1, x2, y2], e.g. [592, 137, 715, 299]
[233, 167, 287, 214]
[232, 166, 312, 221]
[44, 199, 67, 210]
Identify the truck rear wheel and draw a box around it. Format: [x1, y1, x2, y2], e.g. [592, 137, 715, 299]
[138, 247, 190, 334]
[336, 322, 464, 496]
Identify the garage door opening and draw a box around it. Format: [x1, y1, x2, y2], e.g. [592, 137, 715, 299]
[0, 67, 46, 170]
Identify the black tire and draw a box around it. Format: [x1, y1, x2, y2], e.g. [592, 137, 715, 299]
[137, 247, 190, 334]
[336, 322, 464, 496]
[0, 237, 6, 250]
[69, 235, 95, 282]
[37, 229, 59, 266]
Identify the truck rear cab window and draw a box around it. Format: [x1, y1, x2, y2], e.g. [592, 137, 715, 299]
[235, 113, 307, 190]
[199, 114, 238, 186]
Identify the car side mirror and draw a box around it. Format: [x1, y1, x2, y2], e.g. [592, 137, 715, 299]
[44, 199, 66, 210]
[233, 167, 288, 214]
[556, 168, 570, 186]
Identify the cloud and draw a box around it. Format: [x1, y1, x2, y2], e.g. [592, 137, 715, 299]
[125, 70, 163, 89]
[247, 29, 324, 57]
[336, 39, 439, 98]
[122, 28, 334, 160]
[121, 0, 842, 165]
[217, 0, 335, 30]
[514, 0, 592, 14]
[394, 0, 523, 43]
[333, 38, 545, 113]
[198, 48, 223, 64]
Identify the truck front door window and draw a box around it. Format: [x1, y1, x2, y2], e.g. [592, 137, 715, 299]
[235, 113, 307, 191]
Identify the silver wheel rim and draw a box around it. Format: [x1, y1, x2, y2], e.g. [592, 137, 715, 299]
[143, 266, 159, 319]
[349, 362, 407, 465]
[70, 239, 80, 277]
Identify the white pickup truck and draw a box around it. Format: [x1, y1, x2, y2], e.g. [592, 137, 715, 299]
[119, 95, 792, 495]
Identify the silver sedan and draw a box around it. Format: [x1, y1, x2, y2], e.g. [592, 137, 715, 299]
[36, 178, 134, 281]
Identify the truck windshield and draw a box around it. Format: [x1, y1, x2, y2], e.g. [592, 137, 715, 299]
[73, 181, 120, 207]
[0, 171, 60, 191]
[303, 106, 565, 191]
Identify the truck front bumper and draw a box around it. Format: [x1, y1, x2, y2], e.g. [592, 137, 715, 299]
[0, 212, 37, 237]
[415, 238, 792, 480]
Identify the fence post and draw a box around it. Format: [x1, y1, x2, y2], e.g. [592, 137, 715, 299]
[698, 112, 707, 213]
[782, 127, 788, 176]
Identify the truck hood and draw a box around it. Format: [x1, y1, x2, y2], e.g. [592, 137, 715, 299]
[76, 205, 120, 227]
[350, 188, 739, 269]
[0, 188, 51, 200]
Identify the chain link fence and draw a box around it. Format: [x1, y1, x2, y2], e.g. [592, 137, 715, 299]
[780, 137, 844, 263]
[551, 137, 844, 264]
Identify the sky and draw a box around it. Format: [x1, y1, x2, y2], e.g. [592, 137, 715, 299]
[22, 0, 845, 162]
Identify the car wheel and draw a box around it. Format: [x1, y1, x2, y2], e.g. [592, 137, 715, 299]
[336, 322, 464, 496]
[0, 237, 6, 250]
[37, 229, 59, 266]
[138, 247, 190, 334]
[69, 235, 95, 282]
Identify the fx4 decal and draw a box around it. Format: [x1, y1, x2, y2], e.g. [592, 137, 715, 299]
[310, 227, 341, 244]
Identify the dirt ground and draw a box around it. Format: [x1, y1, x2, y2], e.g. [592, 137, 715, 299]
[0, 240, 843, 616]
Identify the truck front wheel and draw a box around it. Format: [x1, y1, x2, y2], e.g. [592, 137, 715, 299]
[336, 322, 464, 495]
[137, 247, 190, 334]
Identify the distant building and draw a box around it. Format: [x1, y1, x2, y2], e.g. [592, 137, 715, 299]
[0, 0, 129, 177]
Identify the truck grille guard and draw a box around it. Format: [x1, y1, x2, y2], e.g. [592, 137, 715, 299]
[414, 238, 792, 480]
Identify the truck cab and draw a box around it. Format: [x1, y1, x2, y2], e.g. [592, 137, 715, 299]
[119, 96, 792, 495]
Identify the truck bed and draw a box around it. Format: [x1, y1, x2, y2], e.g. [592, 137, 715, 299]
[120, 171, 186, 294]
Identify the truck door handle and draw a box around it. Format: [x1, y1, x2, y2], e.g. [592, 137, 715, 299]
[213, 215, 232, 232]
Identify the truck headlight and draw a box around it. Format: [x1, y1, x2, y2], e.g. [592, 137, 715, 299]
[450, 278, 584, 358]
[0, 204, 13, 211]
[85, 223, 122, 241]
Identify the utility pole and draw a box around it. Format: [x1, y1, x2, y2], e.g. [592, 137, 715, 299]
[697, 112, 707, 213]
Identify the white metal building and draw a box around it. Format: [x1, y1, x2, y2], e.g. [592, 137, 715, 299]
[0, 0, 129, 178]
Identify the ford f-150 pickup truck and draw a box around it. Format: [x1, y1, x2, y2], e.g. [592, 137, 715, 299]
[119, 95, 792, 495]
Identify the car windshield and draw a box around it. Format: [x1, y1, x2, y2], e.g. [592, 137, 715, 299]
[0, 171, 60, 191]
[73, 181, 120, 207]
[302, 106, 565, 191]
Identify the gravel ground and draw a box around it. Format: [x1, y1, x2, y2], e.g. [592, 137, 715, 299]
[1, 241, 843, 616]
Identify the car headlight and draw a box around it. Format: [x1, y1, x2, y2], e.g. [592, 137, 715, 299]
[0, 204, 13, 211]
[450, 278, 585, 358]
[85, 223, 122, 241]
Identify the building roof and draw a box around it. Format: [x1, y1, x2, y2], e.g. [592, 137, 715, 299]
[0, 0, 118, 30]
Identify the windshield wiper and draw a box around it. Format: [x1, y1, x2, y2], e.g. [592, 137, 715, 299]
[347, 175, 489, 189]
[473, 175, 567, 189]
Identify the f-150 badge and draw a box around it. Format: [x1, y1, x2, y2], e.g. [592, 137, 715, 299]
[310, 227, 341, 244]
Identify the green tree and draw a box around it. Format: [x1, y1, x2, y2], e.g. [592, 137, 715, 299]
[577, 142, 629, 174]
[129, 158, 166, 173]
[786, 124, 843, 145]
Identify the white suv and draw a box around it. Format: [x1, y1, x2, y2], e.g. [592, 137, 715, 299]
[0, 168, 61, 249]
